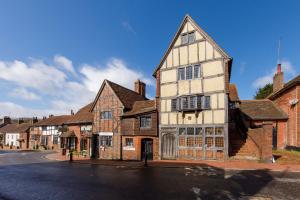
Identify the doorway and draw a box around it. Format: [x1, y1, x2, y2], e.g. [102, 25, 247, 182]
[162, 133, 176, 159]
[91, 134, 99, 159]
[141, 138, 153, 160]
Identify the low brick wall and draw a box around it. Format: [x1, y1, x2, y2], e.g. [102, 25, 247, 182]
[247, 122, 273, 161]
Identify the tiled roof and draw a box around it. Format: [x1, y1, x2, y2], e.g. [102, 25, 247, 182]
[33, 115, 71, 126]
[229, 84, 239, 102]
[123, 100, 156, 116]
[107, 80, 147, 109]
[240, 100, 288, 120]
[268, 75, 300, 100]
[0, 123, 31, 133]
[64, 103, 93, 124]
[90, 80, 147, 111]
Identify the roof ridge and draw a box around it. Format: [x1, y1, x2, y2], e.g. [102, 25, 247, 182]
[106, 79, 141, 96]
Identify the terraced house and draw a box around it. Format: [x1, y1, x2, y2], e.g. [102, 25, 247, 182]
[153, 15, 232, 160]
[90, 79, 147, 159]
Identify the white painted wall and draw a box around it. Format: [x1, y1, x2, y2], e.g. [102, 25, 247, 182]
[5, 133, 20, 147]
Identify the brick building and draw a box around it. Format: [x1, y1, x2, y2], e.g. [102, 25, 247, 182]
[61, 103, 93, 158]
[0, 122, 33, 149]
[90, 79, 147, 159]
[226, 84, 287, 161]
[30, 115, 71, 150]
[121, 100, 158, 160]
[268, 64, 300, 148]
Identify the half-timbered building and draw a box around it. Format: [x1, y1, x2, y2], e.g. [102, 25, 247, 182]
[153, 15, 232, 160]
[90, 79, 147, 159]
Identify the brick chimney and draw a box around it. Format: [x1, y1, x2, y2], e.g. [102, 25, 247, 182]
[273, 63, 284, 92]
[3, 116, 11, 124]
[134, 79, 146, 98]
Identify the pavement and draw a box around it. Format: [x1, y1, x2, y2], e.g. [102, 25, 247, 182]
[45, 151, 300, 172]
[0, 150, 300, 200]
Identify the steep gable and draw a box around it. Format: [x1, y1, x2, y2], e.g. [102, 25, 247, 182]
[153, 15, 232, 83]
[90, 80, 147, 112]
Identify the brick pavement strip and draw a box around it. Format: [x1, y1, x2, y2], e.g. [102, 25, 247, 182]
[44, 152, 300, 172]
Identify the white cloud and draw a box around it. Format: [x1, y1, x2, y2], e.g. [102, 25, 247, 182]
[252, 59, 297, 88]
[121, 21, 136, 35]
[54, 55, 76, 76]
[80, 58, 154, 93]
[10, 88, 40, 101]
[0, 102, 66, 118]
[0, 59, 66, 94]
[0, 56, 153, 118]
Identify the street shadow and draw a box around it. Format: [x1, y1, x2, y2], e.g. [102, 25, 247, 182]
[182, 164, 274, 200]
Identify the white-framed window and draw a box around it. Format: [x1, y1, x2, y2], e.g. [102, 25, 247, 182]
[178, 67, 185, 80]
[140, 115, 151, 128]
[101, 111, 112, 119]
[125, 138, 134, 147]
[100, 136, 112, 147]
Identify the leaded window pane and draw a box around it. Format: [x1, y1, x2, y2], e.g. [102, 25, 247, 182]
[215, 137, 224, 147]
[205, 127, 213, 136]
[179, 128, 186, 135]
[197, 95, 202, 109]
[187, 127, 194, 135]
[188, 32, 195, 43]
[195, 128, 202, 135]
[215, 127, 224, 136]
[182, 97, 188, 109]
[194, 65, 200, 78]
[171, 99, 177, 111]
[190, 96, 197, 109]
[181, 34, 188, 45]
[178, 68, 185, 80]
[187, 137, 194, 147]
[186, 66, 193, 80]
[205, 137, 213, 147]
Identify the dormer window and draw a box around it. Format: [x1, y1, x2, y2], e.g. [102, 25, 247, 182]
[181, 32, 195, 45]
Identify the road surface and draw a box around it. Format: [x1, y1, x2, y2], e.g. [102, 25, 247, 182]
[0, 151, 299, 200]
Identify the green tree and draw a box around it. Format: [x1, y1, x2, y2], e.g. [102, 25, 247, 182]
[254, 83, 273, 99]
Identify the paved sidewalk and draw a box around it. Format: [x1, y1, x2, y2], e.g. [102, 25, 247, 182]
[45, 152, 300, 172]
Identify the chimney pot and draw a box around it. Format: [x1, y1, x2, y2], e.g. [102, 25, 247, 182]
[134, 79, 146, 98]
[273, 63, 284, 92]
[277, 63, 282, 73]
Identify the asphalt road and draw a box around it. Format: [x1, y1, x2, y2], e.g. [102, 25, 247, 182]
[0, 151, 300, 200]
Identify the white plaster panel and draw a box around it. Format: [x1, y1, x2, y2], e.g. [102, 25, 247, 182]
[203, 76, 225, 92]
[161, 69, 177, 83]
[179, 46, 188, 65]
[202, 60, 223, 77]
[178, 80, 189, 95]
[188, 43, 198, 64]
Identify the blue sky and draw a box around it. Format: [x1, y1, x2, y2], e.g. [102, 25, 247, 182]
[0, 0, 299, 117]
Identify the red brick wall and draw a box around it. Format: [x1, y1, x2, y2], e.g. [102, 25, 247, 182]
[231, 122, 273, 161]
[272, 86, 298, 147]
[92, 83, 123, 159]
[122, 136, 159, 160]
[121, 112, 158, 136]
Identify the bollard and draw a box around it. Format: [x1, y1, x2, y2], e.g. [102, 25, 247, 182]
[69, 151, 73, 162]
[144, 142, 148, 167]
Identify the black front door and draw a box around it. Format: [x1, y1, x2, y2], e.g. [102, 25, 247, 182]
[141, 138, 153, 160]
[272, 126, 277, 149]
[91, 134, 99, 159]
